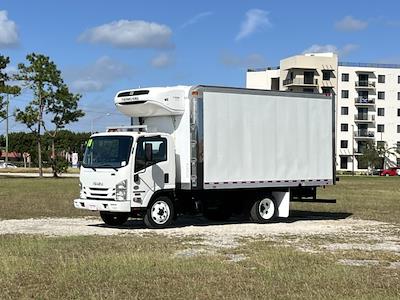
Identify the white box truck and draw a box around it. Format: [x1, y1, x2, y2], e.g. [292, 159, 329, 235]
[74, 86, 335, 228]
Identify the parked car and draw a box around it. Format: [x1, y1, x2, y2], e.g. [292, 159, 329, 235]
[0, 162, 18, 168]
[372, 168, 382, 176]
[380, 167, 400, 176]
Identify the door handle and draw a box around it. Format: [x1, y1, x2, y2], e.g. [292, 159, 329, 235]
[164, 173, 169, 183]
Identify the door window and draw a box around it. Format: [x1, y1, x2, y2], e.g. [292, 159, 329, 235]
[135, 137, 167, 172]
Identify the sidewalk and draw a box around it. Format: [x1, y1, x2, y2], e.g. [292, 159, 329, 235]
[0, 172, 79, 178]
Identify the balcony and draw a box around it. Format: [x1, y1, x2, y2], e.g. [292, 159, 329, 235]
[283, 78, 318, 86]
[354, 130, 375, 140]
[354, 114, 375, 123]
[354, 97, 375, 106]
[355, 81, 375, 89]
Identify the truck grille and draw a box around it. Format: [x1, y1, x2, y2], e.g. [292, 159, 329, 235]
[83, 187, 115, 200]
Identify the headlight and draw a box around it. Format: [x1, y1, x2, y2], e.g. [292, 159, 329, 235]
[79, 182, 86, 199]
[115, 180, 127, 201]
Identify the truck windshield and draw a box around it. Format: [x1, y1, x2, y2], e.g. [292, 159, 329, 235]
[82, 136, 133, 169]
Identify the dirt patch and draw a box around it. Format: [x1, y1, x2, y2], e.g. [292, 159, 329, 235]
[1, 216, 399, 265]
[0, 216, 390, 238]
[338, 259, 380, 267]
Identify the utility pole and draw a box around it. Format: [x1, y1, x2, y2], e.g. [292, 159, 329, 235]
[5, 93, 9, 165]
[38, 86, 43, 177]
[352, 124, 355, 175]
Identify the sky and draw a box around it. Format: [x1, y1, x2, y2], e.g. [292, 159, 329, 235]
[1, 0, 400, 133]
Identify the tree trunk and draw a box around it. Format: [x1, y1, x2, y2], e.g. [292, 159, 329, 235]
[38, 135, 42, 177]
[38, 87, 43, 178]
[51, 138, 57, 178]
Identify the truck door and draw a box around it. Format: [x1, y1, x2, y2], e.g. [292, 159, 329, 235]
[133, 136, 175, 207]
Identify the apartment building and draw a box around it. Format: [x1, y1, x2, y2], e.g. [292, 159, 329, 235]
[246, 53, 400, 172]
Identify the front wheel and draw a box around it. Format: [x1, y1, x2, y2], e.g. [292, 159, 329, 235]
[144, 196, 175, 229]
[250, 197, 278, 223]
[100, 211, 129, 226]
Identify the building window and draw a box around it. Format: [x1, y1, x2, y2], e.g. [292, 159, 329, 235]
[377, 141, 385, 149]
[341, 90, 349, 99]
[398, 109, 400, 116]
[341, 124, 348, 132]
[342, 73, 349, 82]
[303, 88, 314, 93]
[398, 75, 400, 84]
[322, 70, 331, 80]
[322, 87, 332, 95]
[377, 124, 385, 132]
[341, 107, 349, 115]
[378, 75, 385, 83]
[378, 91, 385, 100]
[397, 141, 400, 151]
[340, 157, 348, 169]
[340, 140, 348, 148]
[398, 125, 400, 133]
[398, 92, 400, 100]
[378, 108, 385, 116]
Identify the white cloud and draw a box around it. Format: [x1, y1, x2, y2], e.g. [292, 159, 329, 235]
[303, 44, 339, 54]
[0, 10, 18, 47]
[65, 56, 133, 93]
[220, 51, 266, 68]
[78, 20, 173, 49]
[151, 53, 174, 68]
[340, 44, 359, 56]
[335, 16, 368, 32]
[236, 9, 271, 41]
[181, 11, 213, 29]
[303, 44, 359, 57]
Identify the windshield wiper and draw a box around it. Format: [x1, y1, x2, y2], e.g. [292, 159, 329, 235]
[99, 164, 119, 172]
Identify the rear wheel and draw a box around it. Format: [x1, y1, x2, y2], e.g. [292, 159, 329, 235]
[100, 212, 129, 226]
[144, 196, 174, 229]
[250, 197, 278, 223]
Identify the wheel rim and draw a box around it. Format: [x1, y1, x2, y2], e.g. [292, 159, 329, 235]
[151, 200, 171, 225]
[258, 198, 275, 220]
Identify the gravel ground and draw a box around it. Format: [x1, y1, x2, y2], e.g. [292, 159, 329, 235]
[0, 215, 396, 240]
[1, 216, 399, 267]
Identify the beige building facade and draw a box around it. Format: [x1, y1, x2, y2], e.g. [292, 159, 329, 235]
[247, 53, 400, 172]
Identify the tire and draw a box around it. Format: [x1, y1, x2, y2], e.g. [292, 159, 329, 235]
[250, 196, 278, 223]
[100, 211, 129, 226]
[144, 196, 174, 229]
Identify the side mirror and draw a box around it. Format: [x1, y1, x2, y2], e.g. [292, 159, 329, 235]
[145, 143, 153, 162]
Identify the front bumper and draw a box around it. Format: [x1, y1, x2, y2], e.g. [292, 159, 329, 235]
[73, 199, 131, 212]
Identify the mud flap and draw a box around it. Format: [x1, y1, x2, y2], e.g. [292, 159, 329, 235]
[272, 191, 290, 217]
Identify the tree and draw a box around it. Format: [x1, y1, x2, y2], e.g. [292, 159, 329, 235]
[359, 141, 399, 174]
[44, 84, 84, 176]
[358, 142, 382, 174]
[377, 142, 399, 168]
[0, 55, 21, 118]
[14, 53, 80, 177]
[0, 55, 21, 164]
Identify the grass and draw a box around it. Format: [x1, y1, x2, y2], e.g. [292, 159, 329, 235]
[0, 167, 80, 174]
[292, 176, 400, 224]
[0, 177, 95, 219]
[0, 176, 399, 299]
[0, 235, 398, 300]
[1, 175, 399, 223]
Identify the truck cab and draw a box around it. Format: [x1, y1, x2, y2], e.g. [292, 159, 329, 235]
[74, 128, 176, 228]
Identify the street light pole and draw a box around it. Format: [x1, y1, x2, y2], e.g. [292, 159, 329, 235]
[5, 93, 9, 165]
[352, 124, 355, 175]
[91, 113, 110, 134]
